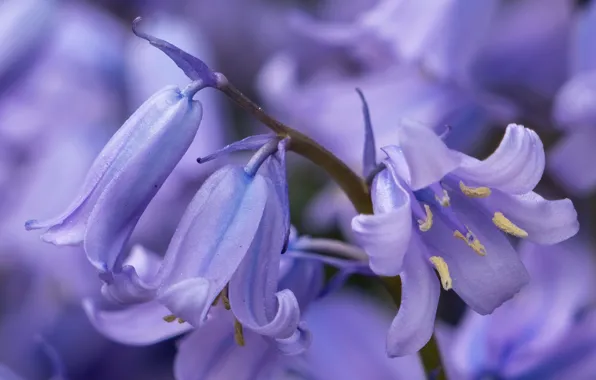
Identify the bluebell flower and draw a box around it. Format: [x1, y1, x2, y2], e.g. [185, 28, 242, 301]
[352, 118, 578, 356]
[85, 140, 305, 348]
[438, 238, 596, 380]
[125, 14, 229, 182]
[25, 83, 204, 272]
[83, 225, 368, 353]
[548, 0, 596, 195]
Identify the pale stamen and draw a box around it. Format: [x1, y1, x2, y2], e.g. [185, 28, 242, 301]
[417, 204, 433, 232]
[459, 181, 491, 198]
[454, 230, 487, 256]
[493, 212, 528, 238]
[429, 256, 452, 290]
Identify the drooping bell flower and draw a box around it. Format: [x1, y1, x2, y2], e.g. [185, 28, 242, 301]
[351, 95, 579, 356]
[25, 83, 204, 272]
[88, 138, 305, 348]
[438, 238, 596, 380]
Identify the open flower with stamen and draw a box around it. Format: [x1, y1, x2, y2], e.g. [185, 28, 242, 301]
[352, 115, 579, 357]
[25, 83, 204, 273]
[438, 238, 596, 380]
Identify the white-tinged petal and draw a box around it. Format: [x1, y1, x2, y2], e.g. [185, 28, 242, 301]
[454, 124, 545, 194]
[83, 299, 191, 345]
[386, 235, 440, 357]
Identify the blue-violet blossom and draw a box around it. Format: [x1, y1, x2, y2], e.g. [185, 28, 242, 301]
[438, 238, 596, 380]
[352, 114, 579, 356]
[25, 83, 204, 272]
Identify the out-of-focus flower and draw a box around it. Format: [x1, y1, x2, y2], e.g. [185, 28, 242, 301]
[549, 0, 596, 195]
[0, 0, 55, 91]
[257, 0, 519, 173]
[352, 120, 578, 356]
[174, 290, 426, 380]
[191, 0, 295, 88]
[89, 140, 304, 346]
[439, 238, 596, 379]
[25, 84, 204, 273]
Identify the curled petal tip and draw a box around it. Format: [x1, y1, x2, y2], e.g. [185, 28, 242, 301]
[131, 16, 218, 87]
[24, 219, 39, 230]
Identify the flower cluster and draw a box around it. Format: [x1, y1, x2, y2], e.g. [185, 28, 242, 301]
[0, 1, 594, 380]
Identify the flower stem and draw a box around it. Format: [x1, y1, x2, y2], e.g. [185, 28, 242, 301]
[217, 80, 372, 215]
[216, 77, 447, 379]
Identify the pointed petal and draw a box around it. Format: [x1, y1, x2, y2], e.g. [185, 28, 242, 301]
[454, 124, 545, 194]
[197, 134, 276, 164]
[157, 166, 269, 326]
[480, 190, 578, 245]
[553, 71, 596, 129]
[390, 119, 461, 190]
[229, 186, 303, 341]
[424, 192, 530, 314]
[84, 89, 203, 271]
[82, 299, 191, 345]
[132, 17, 219, 87]
[356, 88, 377, 177]
[351, 169, 412, 276]
[174, 316, 278, 380]
[386, 236, 440, 357]
[264, 138, 291, 250]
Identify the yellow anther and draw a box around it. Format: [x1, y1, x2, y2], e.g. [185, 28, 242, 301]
[163, 314, 177, 323]
[459, 181, 491, 198]
[429, 256, 452, 290]
[222, 287, 231, 310]
[177, 318, 185, 324]
[435, 189, 451, 207]
[454, 230, 487, 256]
[234, 319, 245, 347]
[417, 204, 433, 232]
[212, 293, 221, 307]
[493, 212, 528, 238]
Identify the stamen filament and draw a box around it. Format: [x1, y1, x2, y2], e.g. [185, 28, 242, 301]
[493, 212, 528, 238]
[429, 256, 452, 290]
[459, 181, 491, 198]
[454, 230, 487, 256]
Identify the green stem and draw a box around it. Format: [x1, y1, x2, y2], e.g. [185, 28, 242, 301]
[217, 78, 446, 379]
[218, 81, 372, 214]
